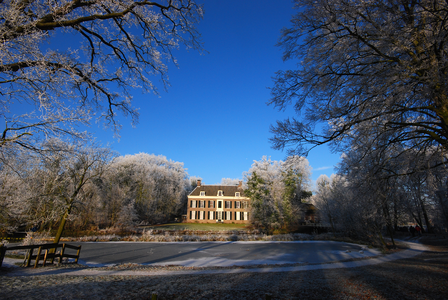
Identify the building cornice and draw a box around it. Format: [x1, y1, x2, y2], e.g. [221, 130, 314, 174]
[187, 195, 250, 200]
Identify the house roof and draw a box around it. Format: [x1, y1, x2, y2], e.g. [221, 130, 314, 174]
[189, 185, 246, 197]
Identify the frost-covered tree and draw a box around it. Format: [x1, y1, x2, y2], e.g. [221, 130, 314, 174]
[0, 0, 203, 152]
[430, 168, 448, 228]
[109, 153, 190, 224]
[270, 0, 448, 158]
[0, 148, 194, 234]
[244, 156, 312, 231]
[39, 140, 114, 243]
[244, 171, 273, 231]
[0, 149, 32, 234]
[220, 178, 241, 186]
[324, 134, 448, 246]
[0, 139, 115, 241]
[313, 174, 336, 233]
[189, 176, 202, 190]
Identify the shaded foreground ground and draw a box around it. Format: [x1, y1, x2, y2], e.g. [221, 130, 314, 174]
[1, 236, 448, 299]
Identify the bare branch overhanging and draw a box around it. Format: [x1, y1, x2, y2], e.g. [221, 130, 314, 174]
[270, 0, 448, 157]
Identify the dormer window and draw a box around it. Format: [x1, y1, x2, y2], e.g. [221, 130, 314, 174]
[200, 191, 205, 196]
[218, 190, 223, 197]
[235, 192, 240, 197]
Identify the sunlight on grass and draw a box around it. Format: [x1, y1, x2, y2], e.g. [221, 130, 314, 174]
[142, 223, 249, 231]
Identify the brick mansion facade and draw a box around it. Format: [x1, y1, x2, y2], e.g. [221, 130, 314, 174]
[186, 180, 250, 223]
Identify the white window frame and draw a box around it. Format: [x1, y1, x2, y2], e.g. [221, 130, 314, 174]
[235, 201, 241, 209]
[236, 211, 241, 220]
[243, 212, 248, 220]
[235, 192, 240, 197]
[199, 200, 205, 208]
[226, 211, 231, 220]
[191, 210, 196, 220]
[225, 201, 231, 209]
[200, 191, 205, 196]
[209, 211, 214, 220]
[209, 200, 215, 208]
[199, 211, 204, 220]
[218, 190, 223, 196]
[191, 200, 197, 208]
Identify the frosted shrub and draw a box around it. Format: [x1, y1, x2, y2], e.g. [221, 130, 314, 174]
[129, 235, 139, 242]
[60, 229, 337, 243]
[227, 235, 238, 241]
[181, 235, 200, 242]
[291, 233, 313, 240]
[156, 235, 174, 242]
[142, 229, 154, 241]
[99, 235, 119, 241]
[80, 235, 98, 242]
[200, 235, 211, 241]
[22, 230, 52, 245]
[271, 234, 294, 241]
[259, 234, 268, 241]
[238, 235, 249, 241]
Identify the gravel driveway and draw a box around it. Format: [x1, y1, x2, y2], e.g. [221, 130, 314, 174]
[1, 236, 447, 299]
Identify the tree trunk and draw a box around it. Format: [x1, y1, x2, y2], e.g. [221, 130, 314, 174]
[53, 202, 73, 244]
[418, 196, 431, 233]
[378, 231, 387, 249]
[386, 224, 396, 248]
[383, 201, 396, 247]
[393, 198, 399, 231]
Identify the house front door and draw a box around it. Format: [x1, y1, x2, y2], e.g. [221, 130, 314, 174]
[216, 211, 223, 221]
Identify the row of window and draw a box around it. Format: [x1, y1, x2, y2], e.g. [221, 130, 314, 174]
[199, 191, 241, 197]
[190, 210, 249, 221]
[190, 200, 248, 209]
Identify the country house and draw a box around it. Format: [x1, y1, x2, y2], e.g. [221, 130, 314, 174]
[186, 180, 250, 223]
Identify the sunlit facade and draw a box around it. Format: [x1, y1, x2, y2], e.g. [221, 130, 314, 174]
[186, 180, 250, 223]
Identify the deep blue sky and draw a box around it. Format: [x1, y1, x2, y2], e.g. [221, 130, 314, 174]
[90, 0, 341, 186]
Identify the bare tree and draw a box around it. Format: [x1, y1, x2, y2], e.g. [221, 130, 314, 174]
[270, 0, 448, 157]
[0, 139, 115, 241]
[1, 0, 203, 151]
[36, 140, 115, 244]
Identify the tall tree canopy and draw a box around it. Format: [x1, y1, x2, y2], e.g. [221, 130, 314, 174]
[270, 0, 448, 157]
[244, 156, 311, 231]
[0, 0, 203, 152]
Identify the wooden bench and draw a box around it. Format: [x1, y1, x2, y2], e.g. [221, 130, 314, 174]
[0, 243, 81, 268]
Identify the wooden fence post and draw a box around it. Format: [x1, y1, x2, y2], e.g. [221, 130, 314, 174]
[25, 246, 34, 267]
[34, 246, 43, 268]
[59, 243, 66, 264]
[75, 245, 81, 264]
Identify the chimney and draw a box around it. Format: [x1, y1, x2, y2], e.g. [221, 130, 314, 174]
[238, 181, 242, 189]
[197, 179, 202, 187]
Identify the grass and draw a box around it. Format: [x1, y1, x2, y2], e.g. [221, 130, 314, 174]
[140, 222, 249, 231]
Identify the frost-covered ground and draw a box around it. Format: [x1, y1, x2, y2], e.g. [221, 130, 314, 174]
[1, 237, 447, 299]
